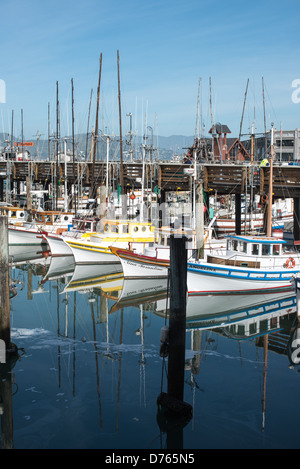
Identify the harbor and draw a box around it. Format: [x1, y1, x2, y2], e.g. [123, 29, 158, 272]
[1, 0, 300, 453]
[1, 253, 300, 449]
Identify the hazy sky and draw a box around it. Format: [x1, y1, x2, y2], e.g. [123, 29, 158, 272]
[1, 0, 300, 143]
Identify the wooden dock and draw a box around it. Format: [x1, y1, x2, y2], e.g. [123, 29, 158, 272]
[1, 160, 300, 198]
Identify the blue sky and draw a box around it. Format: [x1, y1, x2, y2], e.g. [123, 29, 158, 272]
[1, 0, 300, 143]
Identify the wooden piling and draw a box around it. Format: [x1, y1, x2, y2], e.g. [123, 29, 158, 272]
[0, 216, 12, 354]
[167, 235, 187, 402]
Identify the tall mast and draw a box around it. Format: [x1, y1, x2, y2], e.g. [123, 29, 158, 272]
[117, 50, 124, 196]
[48, 102, 51, 160]
[71, 78, 77, 216]
[21, 109, 23, 151]
[267, 126, 274, 237]
[262, 77, 267, 156]
[56, 81, 60, 210]
[195, 78, 201, 140]
[11, 110, 14, 151]
[90, 53, 102, 199]
[209, 77, 214, 158]
[86, 88, 93, 162]
[239, 78, 249, 141]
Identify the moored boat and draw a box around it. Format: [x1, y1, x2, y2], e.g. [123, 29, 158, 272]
[64, 219, 155, 264]
[111, 234, 300, 295]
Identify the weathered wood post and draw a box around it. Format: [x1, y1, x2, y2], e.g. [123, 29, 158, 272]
[0, 216, 10, 357]
[235, 193, 241, 235]
[157, 234, 192, 448]
[0, 216, 17, 360]
[167, 235, 188, 401]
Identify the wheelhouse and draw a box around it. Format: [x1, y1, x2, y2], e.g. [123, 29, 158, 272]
[226, 235, 285, 257]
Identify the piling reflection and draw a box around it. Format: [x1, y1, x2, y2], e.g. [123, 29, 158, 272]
[3, 249, 300, 448]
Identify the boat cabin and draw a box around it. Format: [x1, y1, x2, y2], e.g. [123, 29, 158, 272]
[32, 210, 74, 226]
[0, 206, 27, 224]
[72, 217, 99, 232]
[206, 235, 291, 268]
[102, 220, 154, 237]
[226, 235, 285, 257]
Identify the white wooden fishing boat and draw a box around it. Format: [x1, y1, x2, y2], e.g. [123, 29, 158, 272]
[187, 234, 299, 295]
[64, 219, 155, 264]
[111, 234, 300, 295]
[8, 210, 75, 246]
[212, 197, 293, 237]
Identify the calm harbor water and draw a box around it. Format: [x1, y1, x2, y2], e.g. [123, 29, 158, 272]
[1, 250, 300, 450]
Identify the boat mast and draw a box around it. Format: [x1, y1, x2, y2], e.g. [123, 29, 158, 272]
[266, 126, 274, 237]
[239, 78, 249, 142]
[262, 77, 267, 157]
[90, 53, 102, 200]
[71, 78, 77, 216]
[117, 50, 125, 213]
[85, 89, 93, 162]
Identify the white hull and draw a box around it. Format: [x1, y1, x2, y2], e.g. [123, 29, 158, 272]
[8, 225, 46, 246]
[187, 261, 296, 295]
[44, 233, 73, 257]
[63, 263, 123, 293]
[214, 213, 293, 236]
[42, 255, 75, 283]
[66, 240, 119, 264]
[119, 254, 169, 279]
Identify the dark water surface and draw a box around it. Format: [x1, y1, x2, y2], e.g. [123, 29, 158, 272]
[1, 255, 300, 450]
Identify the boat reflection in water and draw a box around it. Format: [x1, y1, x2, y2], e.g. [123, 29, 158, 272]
[3, 254, 300, 449]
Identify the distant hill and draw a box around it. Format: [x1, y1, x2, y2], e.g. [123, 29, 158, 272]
[0, 132, 195, 160]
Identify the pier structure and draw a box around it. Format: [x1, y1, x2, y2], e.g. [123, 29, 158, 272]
[1, 159, 300, 239]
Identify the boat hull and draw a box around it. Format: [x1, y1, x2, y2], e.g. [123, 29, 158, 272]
[8, 226, 47, 246]
[111, 248, 169, 279]
[187, 261, 296, 295]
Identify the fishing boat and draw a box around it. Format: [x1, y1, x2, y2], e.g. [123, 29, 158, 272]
[213, 198, 293, 237]
[187, 234, 299, 296]
[64, 219, 155, 264]
[7, 210, 75, 246]
[111, 234, 300, 294]
[110, 245, 170, 278]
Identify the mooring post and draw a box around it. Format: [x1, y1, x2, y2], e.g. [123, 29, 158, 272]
[156, 234, 192, 448]
[0, 216, 11, 355]
[235, 193, 241, 235]
[167, 234, 187, 401]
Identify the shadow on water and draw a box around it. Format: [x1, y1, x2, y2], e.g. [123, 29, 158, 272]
[2, 250, 300, 449]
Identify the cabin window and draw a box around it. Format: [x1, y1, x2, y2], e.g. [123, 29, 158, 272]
[104, 224, 110, 232]
[233, 240, 238, 251]
[133, 226, 139, 232]
[20, 212, 24, 217]
[85, 222, 91, 230]
[240, 242, 247, 253]
[227, 240, 231, 250]
[262, 244, 270, 256]
[11, 211, 16, 217]
[141, 226, 146, 232]
[272, 244, 280, 255]
[45, 215, 51, 222]
[64, 216, 69, 221]
[252, 244, 259, 256]
[54, 215, 60, 222]
[111, 225, 118, 233]
[123, 225, 129, 234]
